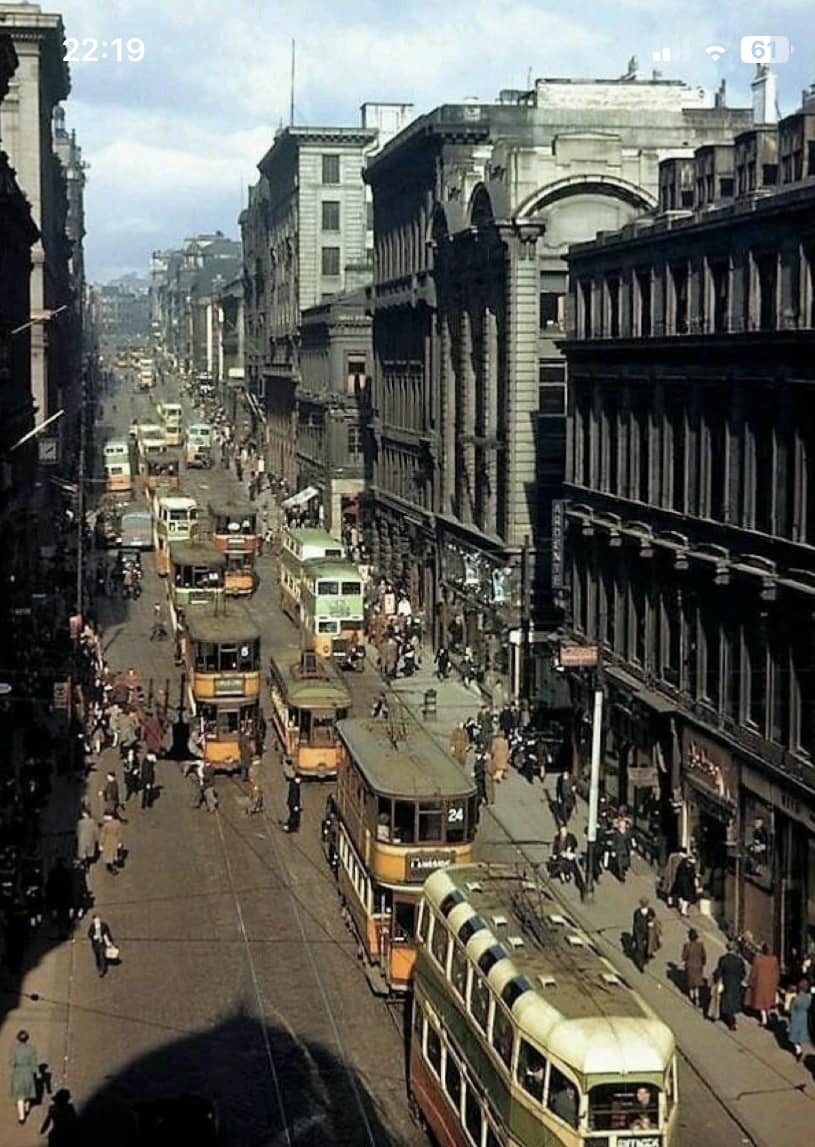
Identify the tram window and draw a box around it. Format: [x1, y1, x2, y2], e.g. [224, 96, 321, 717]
[220, 644, 239, 671]
[463, 1084, 482, 1146]
[417, 903, 428, 943]
[418, 803, 443, 842]
[393, 900, 415, 942]
[547, 1066, 579, 1130]
[425, 1023, 442, 1076]
[517, 1039, 547, 1103]
[665, 1062, 676, 1113]
[376, 797, 391, 841]
[450, 943, 467, 999]
[319, 580, 339, 595]
[444, 1051, 462, 1112]
[491, 1004, 514, 1070]
[196, 643, 218, 671]
[392, 801, 416, 843]
[430, 917, 449, 969]
[589, 1083, 659, 1132]
[469, 973, 491, 1033]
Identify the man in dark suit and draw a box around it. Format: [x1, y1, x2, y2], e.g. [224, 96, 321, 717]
[283, 774, 302, 833]
[88, 914, 115, 977]
[140, 752, 156, 809]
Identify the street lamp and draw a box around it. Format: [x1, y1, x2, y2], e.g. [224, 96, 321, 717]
[10, 304, 68, 337]
[9, 408, 65, 452]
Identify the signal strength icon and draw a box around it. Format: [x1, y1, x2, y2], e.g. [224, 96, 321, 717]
[705, 44, 727, 62]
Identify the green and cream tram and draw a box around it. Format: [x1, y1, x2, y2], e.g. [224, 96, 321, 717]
[168, 541, 226, 617]
[412, 864, 678, 1147]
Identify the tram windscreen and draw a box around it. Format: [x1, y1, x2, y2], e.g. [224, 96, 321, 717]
[589, 1082, 660, 1131]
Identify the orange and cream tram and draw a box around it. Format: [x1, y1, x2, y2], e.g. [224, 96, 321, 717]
[208, 501, 257, 596]
[332, 712, 478, 996]
[267, 647, 351, 779]
[183, 604, 261, 772]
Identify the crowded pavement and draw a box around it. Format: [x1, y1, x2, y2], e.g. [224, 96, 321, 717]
[0, 371, 812, 1146]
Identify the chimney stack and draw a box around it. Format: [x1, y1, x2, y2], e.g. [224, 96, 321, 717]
[751, 64, 778, 125]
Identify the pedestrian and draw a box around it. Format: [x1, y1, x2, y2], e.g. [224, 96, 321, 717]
[631, 898, 651, 973]
[39, 1087, 79, 1147]
[746, 942, 780, 1027]
[370, 692, 389, 719]
[246, 755, 264, 815]
[140, 751, 156, 809]
[555, 770, 576, 826]
[659, 847, 686, 907]
[713, 941, 747, 1031]
[149, 602, 165, 640]
[611, 815, 632, 882]
[449, 723, 469, 769]
[9, 1029, 39, 1124]
[98, 771, 121, 817]
[434, 646, 450, 680]
[69, 860, 90, 923]
[123, 748, 141, 803]
[646, 906, 662, 962]
[473, 750, 487, 809]
[787, 979, 813, 1062]
[671, 851, 698, 917]
[238, 729, 252, 782]
[550, 825, 579, 884]
[681, 927, 707, 1006]
[282, 773, 302, 833]
[476, 704, 493, 748]
[99, 814, 122, 876]
[87, 914, 116, 978]
[490, 731, 510, 782]
[482, 750, 496, 806]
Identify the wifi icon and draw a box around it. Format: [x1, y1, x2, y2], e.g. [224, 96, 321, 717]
[705, 44, 727, 61]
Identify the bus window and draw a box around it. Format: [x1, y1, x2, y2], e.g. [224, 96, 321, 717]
[393, 901, 415, 942]
[319, 580, 339, 595]
[491, 1004, 514, 1070]
[450, 942, 467, 999]
[317, 620, 340, 634]
[517, 1039, 547, 1103]
[425, 1023, 442, 1076]
[463, 1083, 482, 1146]
[393, 800, 416, 843]
[341, 581, 359, 595]
[418, 802, 443, 842]
[548, 1067, 579, 1129]
[589, 1083, 660, 1132]
[430, 916, 448, 969]
[469, 972, 491, 1033]
[444, 1051, 462, 1112]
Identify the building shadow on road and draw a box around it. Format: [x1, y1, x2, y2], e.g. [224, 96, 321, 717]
[77, 1008, 414, 1147]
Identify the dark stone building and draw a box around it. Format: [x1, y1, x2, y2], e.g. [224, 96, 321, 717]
[563, 80, 815, 963]
[365, 70, 750, 703]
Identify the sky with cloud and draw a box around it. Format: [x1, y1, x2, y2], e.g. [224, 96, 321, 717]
[40, 0, 815, 282]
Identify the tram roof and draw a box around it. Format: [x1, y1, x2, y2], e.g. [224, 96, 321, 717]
[169, 541, 226, 567]
[208, 500, 255, 518]
[158, 495, 196, 509]
[268, 649, 351, 708]
[286, 527, 343, 547]
[184, 604, 260, 644]
[147, 451, 180, 465]
[301, 559, 361, 580]
[337, 716, 476, 799]
[423, 864, 674, 1077]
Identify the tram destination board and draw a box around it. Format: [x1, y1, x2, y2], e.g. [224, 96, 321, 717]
[213, 676, 246, 697]
[405, 851, 456, 881]
[618, 1136, 659, 1147]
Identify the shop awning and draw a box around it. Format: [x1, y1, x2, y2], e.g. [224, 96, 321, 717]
[282, 485, 319, 509]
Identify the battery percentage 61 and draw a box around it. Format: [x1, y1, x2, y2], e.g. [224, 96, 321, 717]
[740, 36, 791, 64]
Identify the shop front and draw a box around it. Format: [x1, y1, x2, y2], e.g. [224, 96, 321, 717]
[681, 726, 739, 931]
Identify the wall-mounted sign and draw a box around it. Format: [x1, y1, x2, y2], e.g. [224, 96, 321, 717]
[551, 499, 565, 588]
[38, 438, 59, 464]
[682, 727, 737, 805]
[559, 644, 599, 668]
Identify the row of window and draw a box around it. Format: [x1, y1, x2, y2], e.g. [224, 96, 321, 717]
[570, 556, 815, 758]
[569, 385, 815, 545]
[191, 642, 259, 673]
[575, 242, 815, 339]
[375, 795, 477, 845]
[338, 827, 372, 913]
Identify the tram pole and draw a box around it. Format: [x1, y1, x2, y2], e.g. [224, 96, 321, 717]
[584, 682, 604, 901]
[76, 371, 87, 619]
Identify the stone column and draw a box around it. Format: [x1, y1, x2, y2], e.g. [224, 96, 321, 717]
[439, 315, 455, 514]
[483, 305, 499, 534]
[459, 308, 475, 523]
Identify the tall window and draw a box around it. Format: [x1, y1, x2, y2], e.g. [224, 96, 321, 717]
[753, 408, 774, 534]
[663, 587, 681, 687]
[745, 619, 768, 732]
[637, 268, 652, 335]
[632, 580, 646, 666]
[672, 262, 689, 333]
[347, 425, 362, 460]
[703, 608, 721, 710]
[757, 252, 778, 331]
[723, 617, 740, 721]
[321, 246, 341, 276]
[671, 401, 686, 512]
[637, 400, 650, 503]
[708, 402, 727, 521]
[771, 631, 791, 745]
[321, 201, 340, 231]
[321, 154, 340, 184]
[608, 276, 620, 337]
[712, 262, 729, 332]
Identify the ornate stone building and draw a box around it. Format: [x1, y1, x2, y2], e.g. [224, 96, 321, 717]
[365, 70, 751, 701]
[563, 80, 815, 963]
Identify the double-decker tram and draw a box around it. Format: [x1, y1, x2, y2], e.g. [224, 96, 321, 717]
[154, 495, 198, 576]
[144, 449, 181, 499]
[186, 422, 213, 468]
[267, 647, 351, 779]
[168, 541, 226, 618]
[301, 559, 365, 660]
[412, 864, 678, 1147]
[208, 501, 257, 596]
[157, 401, 183, 446]
[279, 527, 344, 621]
[333, 712, 478, 996]
[183, 604, 261, 772]
[103, 438, 132, 499]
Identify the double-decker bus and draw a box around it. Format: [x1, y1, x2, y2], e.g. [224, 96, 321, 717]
[279, 527, 344, 621]
[185, 422, 213, 468]
[103, 438, 132, 499]
[412, 864, 678, 1147]
[183, 604, 261, 772]
[331, 711, 477, 996]
[267, 647, 351, 779]
[301, 559, 365, 660]
[154, 495, 198, 576]
[157, 401, 183, 446]
[208, 501, 257, 596]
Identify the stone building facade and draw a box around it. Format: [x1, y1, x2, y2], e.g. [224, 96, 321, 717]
[562, 82, 815, 964]
[365, 70, 751, 701]
[297, 288, 372, 535]
[0, 2, 70, 423]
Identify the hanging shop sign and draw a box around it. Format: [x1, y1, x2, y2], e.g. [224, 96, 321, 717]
[559, 644, 599, 668]
[551, 499, 565, 588]
[682, 727, 737, 805]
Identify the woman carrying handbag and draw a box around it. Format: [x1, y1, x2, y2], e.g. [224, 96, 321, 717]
[88, 914, 118, 978]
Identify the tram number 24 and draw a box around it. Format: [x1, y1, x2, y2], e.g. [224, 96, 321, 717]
[448, 804, 464, 824]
